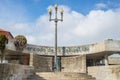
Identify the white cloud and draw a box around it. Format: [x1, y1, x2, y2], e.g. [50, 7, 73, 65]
[1, 5, 120, 46]
[31, 5, 120, 46]
[95, 3, 107, 9]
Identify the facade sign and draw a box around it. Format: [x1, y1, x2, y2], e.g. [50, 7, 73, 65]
[26, 45, 90, 55]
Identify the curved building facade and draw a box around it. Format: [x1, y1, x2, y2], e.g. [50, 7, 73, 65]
[0, 29, 120, 80]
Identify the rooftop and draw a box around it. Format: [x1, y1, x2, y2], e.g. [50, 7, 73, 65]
[0, 28, 13, 39]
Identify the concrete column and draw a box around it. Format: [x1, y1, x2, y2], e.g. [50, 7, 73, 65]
[104, 54, 109, 66]
[29, 53, 34, 67]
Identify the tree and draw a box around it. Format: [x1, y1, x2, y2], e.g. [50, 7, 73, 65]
[0, 34, 8, 63]
[14, 35, 27, 64]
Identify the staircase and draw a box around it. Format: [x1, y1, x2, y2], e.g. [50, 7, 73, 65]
[0, 64, 96, 80]
[22, 66, 96, 80]
[33, 72, 96, 80]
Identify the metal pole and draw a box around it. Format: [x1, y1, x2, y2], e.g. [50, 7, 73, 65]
[48, 4, 63, 71]
[54, 5, 58, 71]
[55, 21, 57, 71]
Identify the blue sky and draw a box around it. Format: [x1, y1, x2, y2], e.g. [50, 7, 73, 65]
[0, 0, 120, 47]
[1, 0, 120, 22]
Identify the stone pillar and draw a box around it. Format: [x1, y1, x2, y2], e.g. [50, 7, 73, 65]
[29, 53, 34, 67]
[104, 54, 109, 66]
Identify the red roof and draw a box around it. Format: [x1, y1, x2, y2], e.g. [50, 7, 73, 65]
[0, 28, 13, 39]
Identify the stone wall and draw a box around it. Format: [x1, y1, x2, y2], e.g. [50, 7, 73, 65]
[33, 55, 53, 72]
[109, 57, 120, 65]
[88, 65, 120, 80]
[0, 63, 34, 80]
[33, 54, 86, 73]
[61, 55, 86, 73]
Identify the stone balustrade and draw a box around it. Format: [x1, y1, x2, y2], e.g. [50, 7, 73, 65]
[6, 39, 120, 56]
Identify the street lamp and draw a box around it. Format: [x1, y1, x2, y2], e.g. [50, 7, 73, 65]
[48, 4, 63, 71]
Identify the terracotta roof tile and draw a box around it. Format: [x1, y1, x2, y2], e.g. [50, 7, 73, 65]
[0, 28, 13, 39]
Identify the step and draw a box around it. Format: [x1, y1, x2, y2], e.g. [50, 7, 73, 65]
[35, 72, 96, 80]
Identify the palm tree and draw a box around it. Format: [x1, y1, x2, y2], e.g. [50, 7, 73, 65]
[0, 34, 8, 63]
[14, 35, 27, 64]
